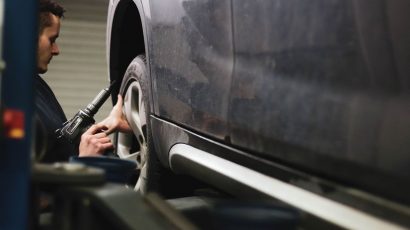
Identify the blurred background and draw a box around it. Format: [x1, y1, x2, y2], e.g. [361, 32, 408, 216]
[42, 0, 111, 122]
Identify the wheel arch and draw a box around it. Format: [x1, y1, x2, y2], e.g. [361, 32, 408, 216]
[108, 0, 149, 105]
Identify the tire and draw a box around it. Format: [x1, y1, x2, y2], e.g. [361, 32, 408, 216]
[116, 55, 196, 197]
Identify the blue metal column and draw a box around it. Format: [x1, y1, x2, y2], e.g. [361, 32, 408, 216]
[0, 0, 37, 229]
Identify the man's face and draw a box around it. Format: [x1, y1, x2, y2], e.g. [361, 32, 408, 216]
[37, 13, 60, 74]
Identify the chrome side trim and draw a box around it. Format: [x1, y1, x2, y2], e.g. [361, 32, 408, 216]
[169, 144, 406, 230]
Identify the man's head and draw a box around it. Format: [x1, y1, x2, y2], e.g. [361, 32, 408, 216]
[37, 0, 65, 74]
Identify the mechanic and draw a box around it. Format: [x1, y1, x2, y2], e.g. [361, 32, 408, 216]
[35, 0, 131, 162]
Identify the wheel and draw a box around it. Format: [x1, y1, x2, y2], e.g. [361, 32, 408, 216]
[116, 55, 197, 197]
[116, 55, 154, 194]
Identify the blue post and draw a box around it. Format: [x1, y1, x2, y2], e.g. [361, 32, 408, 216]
[0, 0, 37, 229]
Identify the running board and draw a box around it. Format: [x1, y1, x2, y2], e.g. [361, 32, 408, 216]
[169, 144, 406, 230]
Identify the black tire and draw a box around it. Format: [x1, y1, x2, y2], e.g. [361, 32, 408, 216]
[116, 55, 196, 198]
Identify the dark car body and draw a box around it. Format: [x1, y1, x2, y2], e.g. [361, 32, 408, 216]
[107, 0, 410, 228]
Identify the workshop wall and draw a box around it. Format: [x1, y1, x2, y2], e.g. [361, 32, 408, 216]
[42, 0, 111, 122]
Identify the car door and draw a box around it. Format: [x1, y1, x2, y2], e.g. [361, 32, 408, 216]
[229, 0, 410, 202]
[149, 0, 234, 140]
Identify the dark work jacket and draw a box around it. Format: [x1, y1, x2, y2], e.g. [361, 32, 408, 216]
[34, 75, 78, 162]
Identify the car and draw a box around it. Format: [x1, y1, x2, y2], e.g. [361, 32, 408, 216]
[105, 0, 410, 229]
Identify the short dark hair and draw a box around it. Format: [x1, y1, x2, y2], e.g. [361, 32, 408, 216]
[39, 0, 65, 33]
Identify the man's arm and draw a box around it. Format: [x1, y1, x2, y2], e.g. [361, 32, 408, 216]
[78, 95, 131, 156]
[97, 95, 132, 135]
[79, 124, 113, 156]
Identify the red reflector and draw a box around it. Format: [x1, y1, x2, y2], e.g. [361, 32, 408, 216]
[3, 109, 25, 139]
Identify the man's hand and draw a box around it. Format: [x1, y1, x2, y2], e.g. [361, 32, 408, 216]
[98, 95, 132, 135]
[79, 123, 113, 156]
